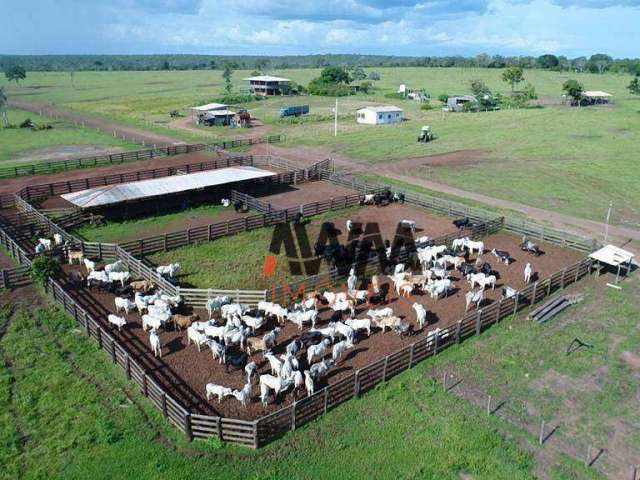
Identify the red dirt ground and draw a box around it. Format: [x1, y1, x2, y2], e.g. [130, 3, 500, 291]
[57, 227, 584, 420]
[252, 181, 360, 209]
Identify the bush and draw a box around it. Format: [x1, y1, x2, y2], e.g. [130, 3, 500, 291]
[368, 71, 381, 81]
[358, 81, 374, 94]
[30, 255, 62, 286]
[212, 94, 261, 104]
[19, 118, 33, 128]
[307, 78, 352, 96]
[384, 92, 405, 100]
[420, 102, 434, 111]
[437, 94, 449, 104]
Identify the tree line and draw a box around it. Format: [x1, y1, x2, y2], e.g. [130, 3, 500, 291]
[1, 53, 639, 75]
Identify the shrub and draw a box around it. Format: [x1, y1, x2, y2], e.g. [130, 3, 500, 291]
[384, 92, 405, 100]
[420, 102, 434, 111]
[30, 255, 62, 286]
[212, 94, 261, 104]
[437, 94, 449, 104]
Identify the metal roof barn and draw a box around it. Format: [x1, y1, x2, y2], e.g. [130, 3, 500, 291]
[61, 166, 276, 209]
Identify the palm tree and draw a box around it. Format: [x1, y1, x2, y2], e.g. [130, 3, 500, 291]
[0, 87, 8, 128]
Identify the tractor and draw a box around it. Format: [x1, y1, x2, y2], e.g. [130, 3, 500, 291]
[418, 125, 434, 142]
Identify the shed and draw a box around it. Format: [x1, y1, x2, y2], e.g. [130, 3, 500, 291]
[244, 75, 291, 96]
[201, 109, 237, 126]
[589, 244, 635, 283]
[447, 95, 478, 112]
[191, 102, 229, 124]
[584, 91, 612, 104]
[356, 105, 404, 125]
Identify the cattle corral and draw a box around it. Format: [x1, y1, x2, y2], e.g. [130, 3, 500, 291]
[0, 156, 599, 447]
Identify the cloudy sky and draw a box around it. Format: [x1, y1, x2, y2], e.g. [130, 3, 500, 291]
[2, 0, 639, 57]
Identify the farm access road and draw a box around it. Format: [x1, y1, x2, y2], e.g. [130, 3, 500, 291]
[251, 143, 640, 252]
[8, 98, 185, 148]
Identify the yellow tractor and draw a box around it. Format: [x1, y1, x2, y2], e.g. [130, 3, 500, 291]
[418, 125, 434, 143]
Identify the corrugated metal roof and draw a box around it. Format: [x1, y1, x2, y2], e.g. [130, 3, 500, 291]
[203, 109, 236, 117]
[357, 105, 403, 113]
[584, 91, 612, 97]
[589, 245, 634, 266]
[62, 166, 276, 208]
[191, 103, 229, 111]
[243, 75, 290, 82]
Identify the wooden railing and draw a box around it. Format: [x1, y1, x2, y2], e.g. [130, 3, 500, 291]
[230, 190, 274, 213]
[0, 265, 31, 289]
[178, 288, 267, 308]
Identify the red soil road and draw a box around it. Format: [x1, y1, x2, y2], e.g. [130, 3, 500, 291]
[250, 143, 640, 251]
[8, 98, 185, 148]
[0, 150, 233, 196]
[55, 223, 584, 420]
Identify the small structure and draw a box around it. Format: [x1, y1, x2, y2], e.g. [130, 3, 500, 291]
[244, 75, 291, 96]
[200, 109, 237, 127]
[447, 95, 478, 112]
[584, 91, 612, 104]
[191, 103, 229, 124]
[356, 105, 404, 125]
[418, 126, 434, 143]
[589, 245, 635, 284]
[397, 84, 407, 95]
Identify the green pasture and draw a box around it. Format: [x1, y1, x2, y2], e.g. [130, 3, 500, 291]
[0, 303, 588, 480]
[0, 108, 137, 165]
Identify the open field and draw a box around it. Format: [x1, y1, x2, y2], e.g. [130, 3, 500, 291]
[4, 68, 639, 228]
[0, 108, 137, 165]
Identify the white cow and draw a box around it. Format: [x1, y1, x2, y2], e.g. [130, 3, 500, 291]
[524, 263, 533, 284]
[345, 318, 372, 337]
[83, 258, 96, 273]
[114, 297, 135, 315]
[400, 219, 416, 233]
[288, 309, 318, 329]
[108, 271, 130, 287]
[465, 290, 484, 312]
[107, 314, 127, 331]
[187, 326, 208, 351]
[38, 238, 52, 251]
[104, 260, 126, 274]
[366, 307, 393, 320]
[264, 353, 283, 377]
[307, 338, 331, 365]
[206, 383, 233, 403]
[332, 339, 353, 362]
[149, 329, 162, 358]
[304, 371, 314, 397]
[156, 263, 181, 278]
[259, 375, 293, 406]
[467, 272, 487, 289]
[412, 302, 427, 329]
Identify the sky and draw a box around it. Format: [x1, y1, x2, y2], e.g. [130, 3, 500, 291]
[2, 0, 639, 58]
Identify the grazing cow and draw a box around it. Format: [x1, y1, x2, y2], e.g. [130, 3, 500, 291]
[259, 375, 293, 406]
[465, 290, 484, 312]
[309, 359, 335, 381]
[491, 249, 512, 265]
[452, 237, 469, 252]
[104, 260, 126, 274]
[307, 338, 331, 365]
[108, 271, 131, 288]
[288, 309, 318, 329]
[412, 302, 427, 329]
[345, 318, 372, 337]
[453, 217, 470, 229]
[467, 272, 487, 289]
[304, 371, 314, 397]
[524, 263, 533, 284]
[366, 307, 393, 320]
[156, 263, 181, 279]
[130, 279, 155, 293]
[221, 198, 231, 207]
[245, 362, 258, 384]
[361, 194, 375, 205]
[149, 329, 162, 358]
[83, 258, 96, 273]
[173, 313, 199, 331]
[332, 339, 353, 362]
[229, 383, 252, 408]
[186, 326, 208, 351]
[67, 250, 84, 265]
[107, 314, 127, 331]
[114, 297, 135, 315]
[206, 383, 233, 403]
[373, 316, 402, 333]
[264, 352, 284, 377]
[207, 339, 225, 363]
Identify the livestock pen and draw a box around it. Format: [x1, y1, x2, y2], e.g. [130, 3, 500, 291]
[0, 162, 601, 448]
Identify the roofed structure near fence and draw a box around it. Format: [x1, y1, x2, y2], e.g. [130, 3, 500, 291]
[61, 166, 276, 209]
[589, 244, 635, 283]
[583, 91, 612, 104]
[191, 102, 230, 124]
[356, 105, 404, 125]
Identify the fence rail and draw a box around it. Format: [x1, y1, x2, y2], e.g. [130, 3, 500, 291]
[178, 288, 267, 308]
[230, 190, 274, 213]
[0, 265, 31, 289]
[0, 135, 283, 180]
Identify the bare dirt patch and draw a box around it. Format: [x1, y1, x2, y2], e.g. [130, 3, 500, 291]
[12, 145, 128, 164]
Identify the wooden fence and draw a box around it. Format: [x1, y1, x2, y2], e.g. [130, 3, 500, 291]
[0, 266, 31, 289]
[321, 170, 598, 253]
[178, 288, 267, 309]
[0, 135, 283, 180]
[230, 190, 274, 213]
[14, 195, 83, 246]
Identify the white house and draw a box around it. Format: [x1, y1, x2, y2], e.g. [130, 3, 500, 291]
[356, 106, 404, 125]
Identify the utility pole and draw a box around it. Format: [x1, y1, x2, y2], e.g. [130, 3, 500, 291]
[604, 201, 613, 244]
[334, 98, 338, 137]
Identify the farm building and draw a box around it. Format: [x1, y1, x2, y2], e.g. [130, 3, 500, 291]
[584, 91, 612, 104]
[199, 109, 237, 127]
[356, 105, 404, 125]
[447, 95, 478, 112]
[191, 103, 229, 124]
[244, 75, 291, 96]
[60, 166, 277, 218]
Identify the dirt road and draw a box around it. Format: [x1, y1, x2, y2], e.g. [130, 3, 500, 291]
[8, 98, 185, 148]
[251, 144, 640, 250]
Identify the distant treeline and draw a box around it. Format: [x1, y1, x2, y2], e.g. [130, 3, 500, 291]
[1, 53, 639, 75]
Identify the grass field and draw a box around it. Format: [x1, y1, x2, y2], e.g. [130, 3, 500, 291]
[0, 108, 137, 165]
[147, 205, 364, 290]
[2, 296, 611, 480]
[73, 204, 231, 244]
[3, 68, 639, 227]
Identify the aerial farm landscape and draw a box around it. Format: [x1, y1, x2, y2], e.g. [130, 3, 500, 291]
[0, 2, 639, 479]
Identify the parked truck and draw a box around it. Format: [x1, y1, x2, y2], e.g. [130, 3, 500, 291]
[279, 105, 310, 117]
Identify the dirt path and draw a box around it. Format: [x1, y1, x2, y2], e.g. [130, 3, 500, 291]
[8, 98, 185, 148]
[251, 144, 640, 251]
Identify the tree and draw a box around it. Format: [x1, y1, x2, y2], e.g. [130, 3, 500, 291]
[502, 66, 524, 91]
[307, 66, 352, 96]
[470, 79, 491, 98]
[537, 54, 559, 70]
[319, 66, 351, 84]
[254, 58, 269, 73]
[222, 62, 234, 94]
[69, 70, 76, 88]
[368, 71, 381, 81]
[30, 256, 62, 286]
[587, 53, 613, 74]
[349, 66, 366, 81]
[4, 65, 26, 85]
[572, 56, 587, 73]
[209, 60, 217, 70]
[0, 87, 8, 128]
[628, 76, 640, 95]
[562, 79, 584, 105]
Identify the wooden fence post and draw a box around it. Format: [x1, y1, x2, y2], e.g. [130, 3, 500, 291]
[354, 371, 360, 397]
[475, 310, 482, 335]
[97, 327, 102, 348]
[111, 340, 116, 363]
[514, 293, 519, 313]
[382, 356, 389, 382]
[143, 373, 148, 396]
[162, 393, 167, 417]
[531, 282, 538, 305]
[184, 413, 193, 441]
[560, 267, 567, 289]
[291, 403, 297, 431]
[408, 343, 414, 368]
[456, 320, 462, 343]
[125, 355, 131, 379]
[539, 420, 545, 445]
[324, 388, 329, 414]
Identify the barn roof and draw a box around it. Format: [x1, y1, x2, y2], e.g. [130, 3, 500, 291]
[191, 102, 229, 111]
[61, 166, 276, 208]
[584, 91, 612, 98]
[203, 109, 236, 117]
[589, 245, 635, 267]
